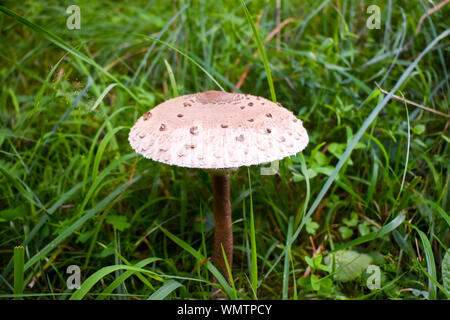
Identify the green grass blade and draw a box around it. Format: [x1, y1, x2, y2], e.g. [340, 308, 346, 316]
[280, 29, 450, 264]
[81, 107, 133, 193]
[13, 246, 24, 300]
[91, 84, 117, 111]
[32, 52, 68, 116]
[409, 224, 437, 300]
[295, 153, 310, 227]
[71, 264, 163, 300]
[163, 58, 179, 97]
[148, 280, 183, 300]
[335, 213, 405, 251]
[80, 153, 137, 224]
[301, 28, 450, 231]
[2, 181, 86, 278]
[158, 226, 234, 298]
[247, 169, 258, 298]
[221, 245, 237, 300]
[239, 0, 276, 102]
[397, 95, 410, 200]
[98, 257, 160, 300]
[132, 34, 225, 91]
[131, 3, 190, 86]
[421, 200, 450, 227]
[91, 126, 126, 182]
[24, 176, 141, 272]
[0, 6, 139, 103]
[0, 165, 45, 211]
[282, 217, 294, 300]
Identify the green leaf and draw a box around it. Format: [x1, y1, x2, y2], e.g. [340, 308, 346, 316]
[338, 226, 353, 240]
[292, 169, 317, 182]
[358, 221, 374, 236]
[0, 204, 26, 221]
[328, 143, 353, 165]
[106, 215, 131, 231]
[312, 149, 329, 166]
[317, 277, 334, 296]
[412, 124, 425, 135]
[311, 274, 321, 291]
[305, 217, 319, 235]
[304, 256, 315, 270]
[325, 250, 373, 282]
[312, 165, 334, 176]
[443, 249, 450, 294]
[336, 213, 406, 251]
[99, 247, 115, 258]
[343, 212, 358, 227]
[78, 230, 94, 243]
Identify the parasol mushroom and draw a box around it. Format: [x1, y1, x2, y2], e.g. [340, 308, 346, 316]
[128, 90, 308, 290]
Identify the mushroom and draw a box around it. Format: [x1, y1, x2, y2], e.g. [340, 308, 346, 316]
[128, 90, 308, 290]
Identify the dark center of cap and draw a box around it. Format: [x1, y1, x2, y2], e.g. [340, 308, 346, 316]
[196, 90, 241, 104]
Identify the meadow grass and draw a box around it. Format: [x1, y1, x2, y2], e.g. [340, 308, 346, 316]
[0, 0, 449, 300]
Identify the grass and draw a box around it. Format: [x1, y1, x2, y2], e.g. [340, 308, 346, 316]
[0, 0, 449, 300]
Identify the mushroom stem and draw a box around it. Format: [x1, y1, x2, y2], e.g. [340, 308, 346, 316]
[211, 172, 233, 282]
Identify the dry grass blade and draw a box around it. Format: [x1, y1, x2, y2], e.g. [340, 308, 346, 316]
[375, 82, 450, 118]
[416, 0, 450, 35]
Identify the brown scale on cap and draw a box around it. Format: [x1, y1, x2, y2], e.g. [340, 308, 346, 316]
[143, 112, 152, 120]
[190, 126, 198, 135]
[129, 90, 308, 169]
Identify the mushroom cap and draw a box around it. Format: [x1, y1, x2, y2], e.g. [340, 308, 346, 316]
[129, 90, 308, 169]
